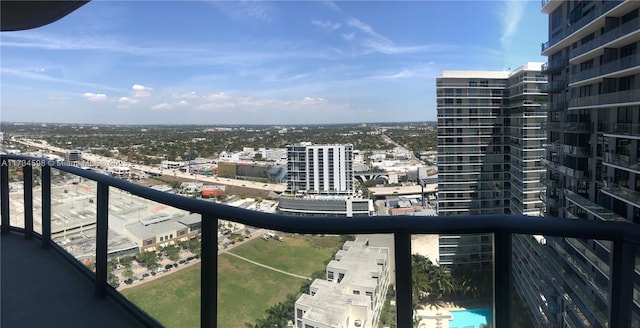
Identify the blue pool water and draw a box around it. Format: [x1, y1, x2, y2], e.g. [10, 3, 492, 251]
[449, 308, 493, 328]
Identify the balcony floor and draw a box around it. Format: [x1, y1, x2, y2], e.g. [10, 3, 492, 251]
[1, 232, 146, 327]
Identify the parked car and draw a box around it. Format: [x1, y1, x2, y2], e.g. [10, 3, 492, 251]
[164, 264, 173, 270]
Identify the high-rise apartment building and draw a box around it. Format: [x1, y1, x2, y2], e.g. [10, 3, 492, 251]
[436, 64, 548, 269]
[280, 143, 373, 217]
[286, 143, 354, 196]
[537, 0, 640, 327]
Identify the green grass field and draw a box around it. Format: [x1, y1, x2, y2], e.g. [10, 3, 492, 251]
[122, 234, 344, 328]
[122, 264, 201, 328]
[228, 234, 343, 277]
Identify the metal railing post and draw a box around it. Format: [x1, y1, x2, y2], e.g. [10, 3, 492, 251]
[23, 164, 33, 239]
[201, 214, 217, 328]
[41, 165, 52, 248]
[95, 182, 109, 296]
[494, 231, 513, 327]
[610, 239, 633, 327]
[394, 231, 412, 328]
[1, 159, 9, 234]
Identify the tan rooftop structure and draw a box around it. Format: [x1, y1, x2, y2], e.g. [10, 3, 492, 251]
[124, 213, 195, 252]
[295, 239, 390, 328]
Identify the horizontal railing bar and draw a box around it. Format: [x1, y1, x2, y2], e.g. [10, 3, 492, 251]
[2, 155, 640, 244]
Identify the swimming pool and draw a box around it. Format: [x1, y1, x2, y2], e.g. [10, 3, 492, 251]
[448, 308, 493, 328]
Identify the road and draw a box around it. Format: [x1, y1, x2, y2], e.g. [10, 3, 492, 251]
[380, 133, 419, 162]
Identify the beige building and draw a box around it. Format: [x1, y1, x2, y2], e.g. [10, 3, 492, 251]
[124, 213, 201, 252]
[294, 239, 390, 328]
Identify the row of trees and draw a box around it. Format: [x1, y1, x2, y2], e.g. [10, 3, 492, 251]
[8, 122, 437, 164]
[99, 237, 202, 286]
[411, 254, 492, 307]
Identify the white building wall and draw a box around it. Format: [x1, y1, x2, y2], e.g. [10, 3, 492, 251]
[286, 143, 354, 195]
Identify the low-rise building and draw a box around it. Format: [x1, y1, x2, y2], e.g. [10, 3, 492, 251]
[295, 239, 390, 328]
[107, 166, 130, 178]
[124, 213, 201, 252]
[161, 160, 183, 169]
[278, 196, 374, 217]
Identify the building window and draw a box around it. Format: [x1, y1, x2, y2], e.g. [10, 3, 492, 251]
[296, 309, 303, 318]
[145, 239, 153, 246]
[327, 271, 334, 280]
[159, 236, 164, 242]
[353, 290, 360, 295]
[366, 291, 373, 297]
[179, 230, 186, 236]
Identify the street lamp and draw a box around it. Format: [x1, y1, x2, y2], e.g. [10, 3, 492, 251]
[419, 179, 426, 207]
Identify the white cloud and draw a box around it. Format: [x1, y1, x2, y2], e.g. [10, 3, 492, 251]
[82, 93, 108, 102]
[347, 18, 379, 38]
[370, 62, 435, 80]
[118, 96, 138, 104]
[151, 103, 172, 110]
[323, 1, 343, 13]
[132, 84, 152, 97]
[193, 91, 345, 115]
[341, 17, 426, 55]
[299, 96, 325, 104]
[341, 32, 355, 41]
[213, 2, 272, 22]
[171, 91, 199, 99]
[499, 1, 526, 49]
[117, 97, 139, 107]
[1, 67, 121, 91]
[203, 92, 231, 101]
[312, 19, 341, 31]
[178, 100, 189, 106]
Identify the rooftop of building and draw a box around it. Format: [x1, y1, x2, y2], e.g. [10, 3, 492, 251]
[438, 70, 511, 79]
[287, 142, 353, 148]
[329, 241, 388, 290]
[438, 62, 545, 79]
[177, 213, 202, 226]
[297, 283, 371, 326]
[125, 217, 187, 240]
[296, 293, 349, 326]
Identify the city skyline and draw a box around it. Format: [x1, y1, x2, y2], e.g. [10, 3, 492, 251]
[1, 1, 546, 125]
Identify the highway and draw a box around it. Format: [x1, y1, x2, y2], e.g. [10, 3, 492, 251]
[13, 138, 287, 193]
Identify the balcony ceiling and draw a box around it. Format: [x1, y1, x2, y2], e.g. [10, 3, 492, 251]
[1, 1, 89, 31]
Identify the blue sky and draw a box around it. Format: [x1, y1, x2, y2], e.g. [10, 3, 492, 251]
[1, 1, 547, 125]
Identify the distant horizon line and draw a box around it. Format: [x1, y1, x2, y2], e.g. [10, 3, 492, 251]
[0, 121, 437, 127]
